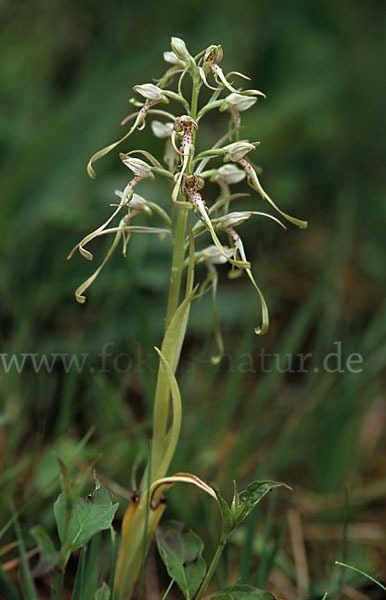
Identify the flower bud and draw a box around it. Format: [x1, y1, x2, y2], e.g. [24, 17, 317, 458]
[170, 37, 190, 62]
[120, 154, 153, 178]
[220, 92, 257, 113]
[217, 211, 253, 229]
[215, 164, 246, 184]
[223, 141, 258, 162]
[201, 245, 233, 264]
[133, 83, 166, 101]
[151, 120, 174, 138]
[204, 44, 224, 65]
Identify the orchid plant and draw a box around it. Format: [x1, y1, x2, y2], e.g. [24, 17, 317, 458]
[67, 37, 307, 600]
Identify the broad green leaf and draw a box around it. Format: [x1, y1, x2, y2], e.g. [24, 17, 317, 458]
[30, 525, 59, 576]
[213, 481, 287, 539]
[234, 481, 286, 526]
[211, 585, 277, 599]
[95, 583, 111, 599]
[156, 521, 206, 599]
[54, 480, 118, 553]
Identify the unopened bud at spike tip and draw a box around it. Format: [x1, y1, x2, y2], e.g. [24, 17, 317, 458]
[170, 37, 190, 62]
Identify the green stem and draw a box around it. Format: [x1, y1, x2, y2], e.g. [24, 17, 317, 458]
[51, 569, 64, 600]
[165, 206, 189, 328]
[335, 562, 386, 592]
[195, 540, 226, 600]
[161, 579, 175, 600]
[164, 66, 200, 327]
[114, 64, 202, 600]
[152, 66, 201, 459]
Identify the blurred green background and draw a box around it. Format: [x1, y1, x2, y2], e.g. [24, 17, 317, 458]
[1, 0, 386, 597]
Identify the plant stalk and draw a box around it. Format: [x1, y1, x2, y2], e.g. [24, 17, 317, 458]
[195, 540, 226, 600]
[114, 64, 201, 600]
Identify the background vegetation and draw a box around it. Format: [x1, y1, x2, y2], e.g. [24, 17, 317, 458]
[1, 0, 385, 598]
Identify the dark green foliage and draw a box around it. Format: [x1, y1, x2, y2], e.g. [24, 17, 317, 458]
[54, 481, 118, 556]
[156, 521, 206, 599]
[213, 481, 285, 540]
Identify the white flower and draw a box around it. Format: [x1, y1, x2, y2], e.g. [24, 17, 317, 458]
[217, 212, 253, 229]
[128, 193, 152, 215]
[200, 245, 233, 264]
[133, 83, 166, 102]
[215, 164, 246, 184]
[120, 155, 153, 178]
[223, 141, 258, 162]
[203, 44, 224, 65]
[163, 51, 181, 65]
[221, 92, 257, 113]
[151, 120, 174, 139]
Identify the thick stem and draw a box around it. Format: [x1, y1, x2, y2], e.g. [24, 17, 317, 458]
[114, 66, 201, 600]
[152, 66, 200, 472]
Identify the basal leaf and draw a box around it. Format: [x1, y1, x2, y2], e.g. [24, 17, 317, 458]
[156, 520, 206, 599]
[54, 480, 119, 553]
